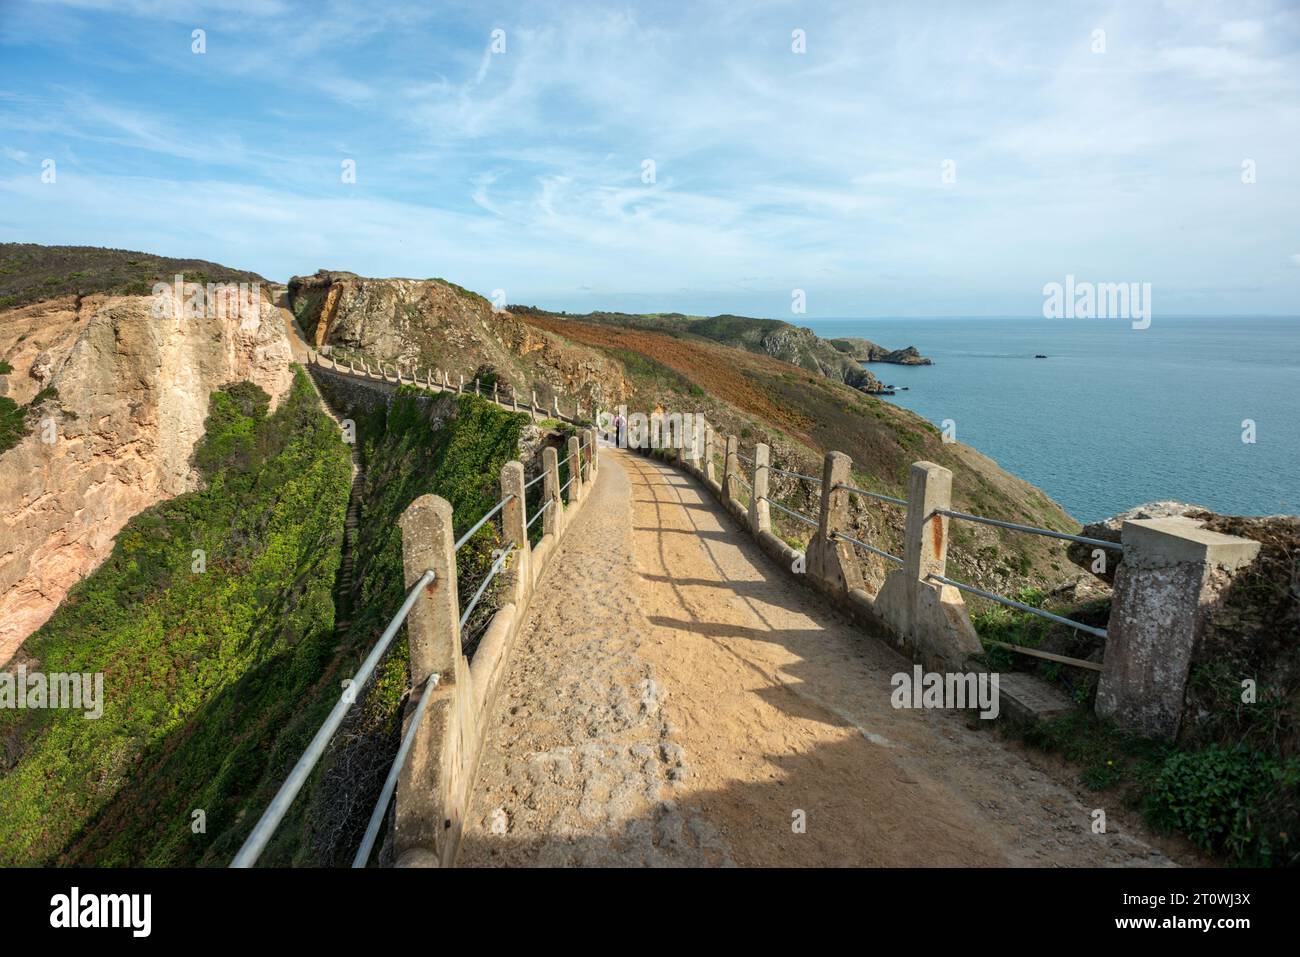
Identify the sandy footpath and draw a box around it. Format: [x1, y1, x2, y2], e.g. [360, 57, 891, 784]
[460, 449, 1185, 867]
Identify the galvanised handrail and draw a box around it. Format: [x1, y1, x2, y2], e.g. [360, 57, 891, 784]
[352, 671, 442, 867]
[937, 508, 1123, 551]
[523, 470, 547, 490]
[761, 495, 818, 529]
[834, 483, 907, 507]
[454, 495, 514, 552]
[459, 542, 517, 630]
[770, 465, 821, 483]
[832, 530, 903, 565]
[231, 568, 437, 868]
[927, 572, 1108, 641]
[527, 498, 553, 529]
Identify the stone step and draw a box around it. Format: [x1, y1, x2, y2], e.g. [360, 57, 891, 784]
[996, 672, 1077, 725]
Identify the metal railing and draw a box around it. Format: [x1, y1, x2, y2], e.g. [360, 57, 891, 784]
[232, 568, 437, 868]
[836, 483, 907, 507]
[938, 508, 1123, 552]
[761, 495, 819, 529]
[235, 475, 528, 868]
[832, 530, 903, 565]
[769, 465, 821, 483]
[928, 571, 1108, 642]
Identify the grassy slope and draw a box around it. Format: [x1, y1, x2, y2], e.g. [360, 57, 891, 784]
[0, 243, 268, 312]
[274, 387, 529, 866]
[0, 368, 352, 866]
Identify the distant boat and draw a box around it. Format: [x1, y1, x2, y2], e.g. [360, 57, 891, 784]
[1034, 354, 1048, 359]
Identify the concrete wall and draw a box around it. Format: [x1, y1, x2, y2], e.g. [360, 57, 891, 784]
[393, 430, 602, 867]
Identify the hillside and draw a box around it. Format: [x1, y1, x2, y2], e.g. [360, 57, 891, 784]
[288, 271, 628, 413]
[0, 371, 352, 866]
[508, 306, 931, 391]
[0, 248, 293, 661]
[0, 243, 268, 312]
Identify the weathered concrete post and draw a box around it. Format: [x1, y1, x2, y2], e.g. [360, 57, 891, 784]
[875, 462, 980, 670]
[584, 427, 598, 478]
[552, 396, 561, 418]
[566, 435, 583, 503]
[748, 443, 772, 535]
[542, 446, 562, 538]
[704, 424, 717, 485]
[530, 390, 538, 417]
[500, 460, 530, 604]
[807, 451, 866, 597]
[457, 374, 464, 395]
[394, 494, 462, 867]
[475, 379, 481, 396]
[1096, 518, 1260, 738]
[493, 382, 499, 404]
[722, 434, 739, 507]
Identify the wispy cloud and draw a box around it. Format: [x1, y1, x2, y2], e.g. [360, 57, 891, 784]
[1, 0, 1297, 315]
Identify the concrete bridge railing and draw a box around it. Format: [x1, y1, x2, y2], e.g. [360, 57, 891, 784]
[639, 419, 1260, 740]
[233, 352, 603, 868]
[305, 349, 599, 425]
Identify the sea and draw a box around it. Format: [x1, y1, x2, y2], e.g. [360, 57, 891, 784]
[802, 316, 1300, 524]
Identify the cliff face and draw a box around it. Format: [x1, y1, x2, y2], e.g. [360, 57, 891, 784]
[0, 290, 293, 664]
[289, 271, 628, 408]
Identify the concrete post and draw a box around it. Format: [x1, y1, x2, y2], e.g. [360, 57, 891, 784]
[394, 494, 460, 866]
[475, 379, 481, 396]
[704, 424, 717, 484]
[493, 382, 499, 404]
[542, 446, 561, 538]
[807, 452, 866, 596]
[566, 435, 583, 503]
[457, 374, 464, 395]
[531, 390, 538, 416]
[874, 461, 981, 671]
[500, 460, 529, 602]
[584, 427, 598, 478]
[748, 443, 771, 534]
[722, 434, 739, 506]
[1096, 518, 1260, 738]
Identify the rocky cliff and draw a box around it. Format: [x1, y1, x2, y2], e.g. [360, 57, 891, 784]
[0, 287, 293, 664]
[288, 271, 628, 409]
[828, 337, 933, 365]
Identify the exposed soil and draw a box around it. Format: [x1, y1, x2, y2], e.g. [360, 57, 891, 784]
[460, 450, 1190, 867]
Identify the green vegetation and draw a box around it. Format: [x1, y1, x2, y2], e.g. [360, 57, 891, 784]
[0, 396, 23, 452]
[0, 368, 352, 866]
[0, 243, 267, 312]
[0, 385, 61, 454]
[282, 385, 529, 865]
[981, 590, 1300, 865]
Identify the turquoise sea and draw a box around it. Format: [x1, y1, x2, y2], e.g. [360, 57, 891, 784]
[803, 316, 1300, 524]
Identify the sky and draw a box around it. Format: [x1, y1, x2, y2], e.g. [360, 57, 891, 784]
[1, 0, 1298, 317]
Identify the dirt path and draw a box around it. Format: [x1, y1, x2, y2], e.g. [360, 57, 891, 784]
[460, 449, 1183, 867]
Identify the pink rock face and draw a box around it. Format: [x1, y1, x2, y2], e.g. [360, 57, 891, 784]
[0, 292, 293, 665]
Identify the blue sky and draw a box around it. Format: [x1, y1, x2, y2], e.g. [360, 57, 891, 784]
[1, 0, 1298, 317]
